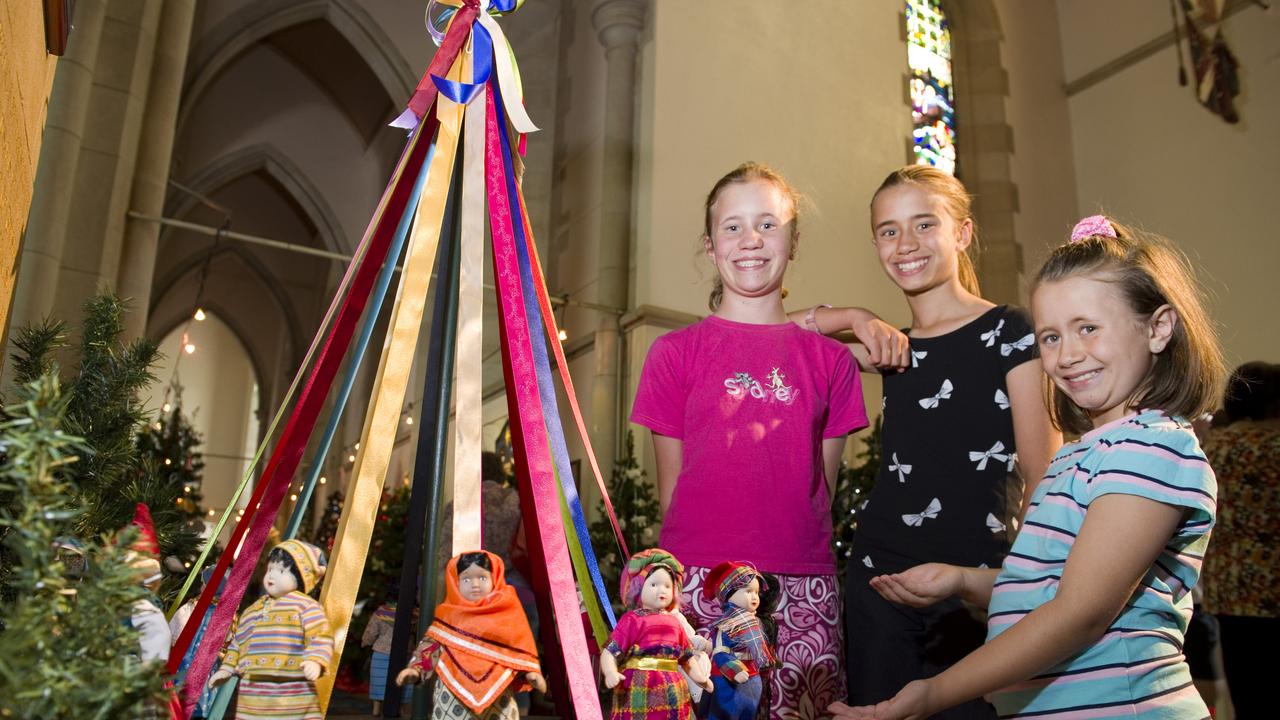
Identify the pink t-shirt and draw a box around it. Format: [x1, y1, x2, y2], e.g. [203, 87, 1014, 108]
[630, 316, 868, 574]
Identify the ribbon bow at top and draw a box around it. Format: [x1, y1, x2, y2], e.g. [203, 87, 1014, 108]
[393, 0, 538, 134]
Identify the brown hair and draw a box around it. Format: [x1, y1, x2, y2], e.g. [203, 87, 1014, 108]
[871, 165, 982, 295]
[1032, 218, 1226, 436]
[702, 162, 801, 311]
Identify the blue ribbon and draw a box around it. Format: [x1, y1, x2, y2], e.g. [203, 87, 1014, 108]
[491, 81, 616, 628]
[430, 8, 495, 105]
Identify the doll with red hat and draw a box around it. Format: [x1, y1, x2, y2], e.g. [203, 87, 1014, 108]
[209, 539, 333, 719]
[698, 561, 777, 720]
[600, 549, 713, 720]
[124, 503, 172, 665]
[397, 550, 545, 720]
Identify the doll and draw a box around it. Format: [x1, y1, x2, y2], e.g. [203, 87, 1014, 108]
[600, 549, 713, 720]
[209, 539, 334, 720]
[124, 503, 172, 665]
[397, 550, 546, 720]
[697, 562, 777, 720]
[752, 573, 782, 720]
[362, 587, 414, 715]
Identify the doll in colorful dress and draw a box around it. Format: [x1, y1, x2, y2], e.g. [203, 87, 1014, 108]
[396, 550, 546, 720]
[209, 539, 333, 720]
[698, 561, 777, 720]
[600, 549, 713, 720]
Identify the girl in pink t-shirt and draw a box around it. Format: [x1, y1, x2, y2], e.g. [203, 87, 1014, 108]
[631, 162, 899, 719]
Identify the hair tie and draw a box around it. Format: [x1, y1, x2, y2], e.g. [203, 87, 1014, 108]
[1069, 215, 1117, 244]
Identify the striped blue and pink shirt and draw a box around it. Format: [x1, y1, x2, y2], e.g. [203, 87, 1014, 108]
[987, 410, 1215, 719]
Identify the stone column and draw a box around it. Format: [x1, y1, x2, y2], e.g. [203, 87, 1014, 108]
[117, 0, 198, 341]
[589, 0, 645, 473]
[52, 0, 163, 325]
[6, 0, 108, 346]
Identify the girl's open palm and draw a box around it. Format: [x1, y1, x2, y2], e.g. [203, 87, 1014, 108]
[868, 563, 962, 608]
[829, 680, 932, 719]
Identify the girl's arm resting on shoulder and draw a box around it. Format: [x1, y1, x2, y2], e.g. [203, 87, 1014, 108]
[823, 436, 847, 497]
[787, 306, 910, 372]
[652, 432, 682, 516]
[1006, 361, 1062, 519]
[878, 494, 1185, 719]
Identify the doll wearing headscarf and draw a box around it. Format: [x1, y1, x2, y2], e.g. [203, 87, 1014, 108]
[209, 539, 333, 720]
[601, 549, 712, 720]
[397, 550, 545, 720]
[698, 562, 777, 720]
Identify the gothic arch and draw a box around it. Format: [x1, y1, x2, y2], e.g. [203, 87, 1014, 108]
[178, 0, 415, 141]
[164, 143, 346, 254]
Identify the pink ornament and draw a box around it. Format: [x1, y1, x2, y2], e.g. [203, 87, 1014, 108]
[1069, 215, 1117, 244]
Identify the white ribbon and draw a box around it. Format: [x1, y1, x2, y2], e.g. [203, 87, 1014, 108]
[918, 379, 954, 409]
[888, 452, 912, 483]
[980, 319, 1005, 347]
[969, 441, 1009, 471]
[1000, 333, 1035, 357]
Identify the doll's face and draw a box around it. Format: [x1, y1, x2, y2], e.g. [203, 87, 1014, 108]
[263, 560, 298, 598]
[458, 564, 494, 602]
[729, 577, 761, 613]
[639, 568, 675, 611]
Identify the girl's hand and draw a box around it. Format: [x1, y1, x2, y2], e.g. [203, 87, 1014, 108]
[601, 667, 625, 689]
[208, 669, 233, 688]
[869, 564, 963, 608]
[300, 660, 322, 681]
[829, 679, 932, 720]
[847, 309, 910, 370]
[396, 668, 423, 686]
[526, 671, 548, 694]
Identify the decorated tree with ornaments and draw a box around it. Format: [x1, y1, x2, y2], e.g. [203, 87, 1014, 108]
[136, 394, 205, 520]
[831, 416, 883, 578]
[310, 489, 345, 553]
[589, 431, 662, 615]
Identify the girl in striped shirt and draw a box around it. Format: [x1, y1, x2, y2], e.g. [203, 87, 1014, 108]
[831, 216, 1226, 719]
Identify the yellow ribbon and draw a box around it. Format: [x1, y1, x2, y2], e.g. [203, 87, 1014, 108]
[315, 60, 466, 714]
[622, 657, 680, 672]
[451, 50, 487, 555]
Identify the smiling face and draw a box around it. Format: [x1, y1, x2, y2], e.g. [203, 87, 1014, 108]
[263, 560, 298, 598]
[458, 563, 494, 602]
[1032, 275, 1175, 429]
[728, 577, 761, 613]
[639, 567, 676, 611]
[704, 179, 796, 307]
[870, 183, 972, 296]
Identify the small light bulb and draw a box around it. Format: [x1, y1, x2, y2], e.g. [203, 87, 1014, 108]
[558, 329, 568, 342]
[154, 422, 162, 430]
[194, 308, 206, 321]
[184, 562, 191, 568]
[319, 476, 327, 485]
[164, 458, 172, 466]
[404, 416, 414, 425]
[207, 509, 215, 516]
[290, 494, 297, 502]
[183, 486, 190, 493]
[184, 343, 196, 354]
[162, 403, 172, 413]
[354, 442, 360, 450]
[348, 454, 356, 463]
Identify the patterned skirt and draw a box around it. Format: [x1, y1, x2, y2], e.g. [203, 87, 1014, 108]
[369, 651, 413, 702]
[681, 567, 844, 720]
[431, 680, 518, 720]
[610, 649, 694, 720]
[235, 679, 321, 720]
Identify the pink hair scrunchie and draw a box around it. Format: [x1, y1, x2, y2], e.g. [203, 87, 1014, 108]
[1069, 215, 1117, 244]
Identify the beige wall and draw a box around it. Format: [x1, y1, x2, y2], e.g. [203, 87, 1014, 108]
[1052, 0, 1280, 370]
[0, 3, 58, 345]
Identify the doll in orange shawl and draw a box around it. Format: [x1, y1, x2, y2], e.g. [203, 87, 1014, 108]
[397, 551, 545, 720]
[600, 549, 713, 720]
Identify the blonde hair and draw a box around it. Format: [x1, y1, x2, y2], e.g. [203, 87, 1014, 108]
[871, 166, 981, 295]
[1032, 218, 1226, 436]
[702, 162, 801, 311]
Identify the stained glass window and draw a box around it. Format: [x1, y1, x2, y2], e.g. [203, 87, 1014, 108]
[906, 0, 957, 175]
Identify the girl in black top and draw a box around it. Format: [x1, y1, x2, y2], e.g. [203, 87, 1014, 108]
[802, 166, 1060, 718]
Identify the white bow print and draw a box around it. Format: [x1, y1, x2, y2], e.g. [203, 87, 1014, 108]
[994, 389, 1010, 410]
[902, 497, 941, 527]
[980, 319, 1005, 347]
[969, 441, 1009, 470]
[888, 452, 912, 483]
[918, 379, 954, 409]
[986, 512, 1006, 534]
[911, 350, 928, 367]
[1000, 333, 1035, 356]
[862, 555, 874, 568]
